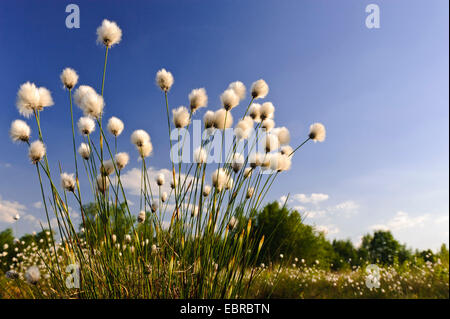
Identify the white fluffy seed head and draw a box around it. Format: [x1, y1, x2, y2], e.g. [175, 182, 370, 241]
[73, 85, 95, 107]
[231, 153, 244, 173]
[189, 88, 208, 112]
[202, 185, 211, 197]
[203, 110, 216, 130]
[16, 82, 54, 117]
[107, 116, 124, 137]
[172, 106, 190, 128]
[25, 266, 40, 285]
[96, 19, 122, 47]
[28, 140, 46, 164]
[261, 118, 275, 132]
[77, 117, 96, 135]
[211, 168, 229, 192]
[309, 123, 326, 142]
[138, 210, 146, 223]
[151, 201, 158, 213]
[96, 175, 109, 192]
[82, 91, 104, 119]
[251, 79, 269, 99]
[60, 68, 79, 89]
[190, 205, 199, 217]
[220, 89, 239, 111]
[10, 119, 31, 142]
[260, 102, 275, 120]
[248, 103, 261, 122]
[156, 68, 174, 92]
[273, 127, 290, 145]
[194, 147, 208, 164]
[214, 109, 233, 130]
[156, 173, 165, 186]
[263, 133, 280, 153]
[228, 81, 246, 101]
[246, 187, 254, 199]
[280, 145, 294, 157]
[60, 173, 76, 192]
[115, 152, 129, 170]
[101, 160, 115, 176]
[234, 116, 253, 140]
[249, 153, 262, 168]
[161, 192, 168, 202]
[131, 129, 150, 147]
[78, 143, 91, 160]
[138, 141, 153, 158]
[270, 153, 291, 172]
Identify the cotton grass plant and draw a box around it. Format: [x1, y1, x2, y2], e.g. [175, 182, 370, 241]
[5, 19, 326, 299]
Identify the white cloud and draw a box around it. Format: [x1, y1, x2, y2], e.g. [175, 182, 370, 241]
[292, 193, 329, 204]
[0, 195, 27, 223]
[370, 211, 430, 232]
[316, 224, 340, 236]
[32, 201, 43, 209]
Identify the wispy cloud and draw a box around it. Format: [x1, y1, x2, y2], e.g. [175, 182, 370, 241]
[0, 195, 26, 223]
[370, 211, 430, 231]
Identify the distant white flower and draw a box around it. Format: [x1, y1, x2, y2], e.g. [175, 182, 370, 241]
[10, 119, 31, 142]
[96, 175, 109, 192]
[13, 214, 20, 221]
[309, 123, 326, 142]
[202, 185, 211, 197]
[114, 152, 129, 170]
[111, 234, 117, 243]
[96, 19, 122, 47]
[77, 117, 96, 135]
[234, 116, 253, 140]
[156, 68, 174, 92]
[5, 270, 18, 280]
[228, 81, 246, 101]
[220, 89, 239, 111]
[60, 68, 79, 90]
[60, 172, 76, 192]
[214, 109, 233, 130]
[25, 266, 41, 284]
[228, 216, 238, 230]
[138, 142, 153, 159]
[156, 173, 165, 186]
[246, 187, 254, 199]
[151, 202, 158, 213]
[273, 127, 290, 145]
[172, 106, 190, 128]
[107, 116, 124, 137]
[263, 133, 280, 152]
[16, 82, 54, 117]
[260, 102, 275, 120]
[28, 140, 46, 164]
[211, 168, 229, 191]
[189, 88, 208, 112]
[251, 79, 269, 99]
[190, 205, 199, 217]
[231, 153, 244, 172]
[248, 103, 261, 122]
[78, 143, 91, 160]
[101, 159, 115, 176]
[261, 118, 275, 132]
[161, 192, 168, 202]
[194, 147, 207, 164]
[125, 234, 131, 243]
[280, 254, 284, 259]
[137, 210, 146, 223]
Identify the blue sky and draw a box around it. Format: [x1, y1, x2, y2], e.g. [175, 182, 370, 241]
[0, 0, 448, 250]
